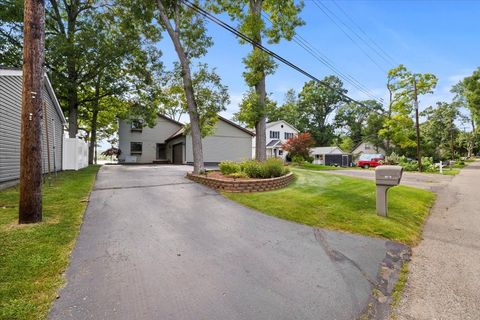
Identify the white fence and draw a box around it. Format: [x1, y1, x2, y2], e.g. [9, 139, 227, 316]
[62, 137, 88, 170]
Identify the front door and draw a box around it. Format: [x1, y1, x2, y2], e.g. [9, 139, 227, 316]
[342, 155, 349, 167]
[156, 143, 166, 160]
[172, 143, 183, 164]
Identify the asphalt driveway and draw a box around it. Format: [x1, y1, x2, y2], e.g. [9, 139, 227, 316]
[50, 165, 403, 320]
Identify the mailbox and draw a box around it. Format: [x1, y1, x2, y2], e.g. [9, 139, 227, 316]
[375, 165, 403, 217]
[375, 166, 403, 186]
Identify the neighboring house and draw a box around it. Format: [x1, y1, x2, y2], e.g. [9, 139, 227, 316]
[311, 146, 352, 167]
[252, 120, 299, 160]
[118, 115, 254, 165]
[0, 68, 67, 189]
[352, 141, 386, 157]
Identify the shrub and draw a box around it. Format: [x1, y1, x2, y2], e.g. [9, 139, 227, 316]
[219, 160, 240, 175]
[282, 132, 315, 159]
[263, 158, 285, 178]
[291, 155, 304, 166]
[228, 172, 249, 179]
[386, 152, 400, 165]
[242, 160, 264, 178]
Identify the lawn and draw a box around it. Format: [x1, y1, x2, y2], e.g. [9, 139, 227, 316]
[301, 163, 350, 171]
[0, 166, 100, 320]
[224, 168, 435, 245]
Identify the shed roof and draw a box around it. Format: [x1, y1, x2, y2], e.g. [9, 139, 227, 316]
[311, 146, 347, 155]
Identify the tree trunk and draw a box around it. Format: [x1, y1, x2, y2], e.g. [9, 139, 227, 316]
[156, 0, 204, 173]
[252, 0, 267, 161]
[386, 83, 393, 154]
[413, 78, 422, 171]
[19, 0, 45, 224]
[88, 79, 100, 165]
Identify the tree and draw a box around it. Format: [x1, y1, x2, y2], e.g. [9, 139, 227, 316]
[19, 0, 45, 224]
[211, 0, 304, 160]
[282, 132, 315, 159]
[382, 65, 437, 170]
[155, 0, 217, 173]
[334, 99, 384, 146]
[297, 76, 347, 146]
[267, 89, 301, 128]
[363, 111, 388, 153]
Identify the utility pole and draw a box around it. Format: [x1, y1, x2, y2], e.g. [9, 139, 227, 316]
[19, 0, 46, 224]
[413, 76, 422, 172]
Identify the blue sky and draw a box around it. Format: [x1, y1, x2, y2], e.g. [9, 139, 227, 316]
[158, 0, 480, 127]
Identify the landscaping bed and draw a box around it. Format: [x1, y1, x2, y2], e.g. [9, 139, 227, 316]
[0, 166, 100, 320]
[187, 171, 294, 192]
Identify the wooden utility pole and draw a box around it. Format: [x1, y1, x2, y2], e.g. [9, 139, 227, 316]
[413, 76, 422, 172]
[19, 0, 46, 224]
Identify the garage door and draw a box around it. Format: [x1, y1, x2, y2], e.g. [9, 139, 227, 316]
[172, 143, 183, 164]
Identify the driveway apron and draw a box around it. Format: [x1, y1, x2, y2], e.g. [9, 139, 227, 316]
[50, 165, 396, 320]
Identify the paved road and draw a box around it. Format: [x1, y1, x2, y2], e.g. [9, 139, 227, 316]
[313, 168, 452, 191]
[394, 160, 480, 320]
[50, 165, 400, 320]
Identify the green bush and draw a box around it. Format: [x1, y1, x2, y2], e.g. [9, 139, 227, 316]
[219, 160, 240, 175]
[228, 172, 249, 179]
[292, 155, 304, 166]
[230, 159, 289, 179]
[263, 158, 285, 178]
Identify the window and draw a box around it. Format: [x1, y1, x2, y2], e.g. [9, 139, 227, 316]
[278, 150, 283, 156]
[365, 144, 371, 150]
[157, 143, 166, 159]
[131, 120, 143, 132]
[315, 154, 324, 160]
[130, 142, 142, 155]
[284, 132, 294, 139]
[270, 131, 280, 139]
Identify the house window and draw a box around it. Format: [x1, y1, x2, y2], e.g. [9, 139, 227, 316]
[131, 120, 143, 132]
[279, 150, 283, 156]
[270, 131, 280, 139]
[315, 154, 324, 160]
[365, 144, 371, 150]
[284, 132, 294, 139]
[130, 142, 142, 155]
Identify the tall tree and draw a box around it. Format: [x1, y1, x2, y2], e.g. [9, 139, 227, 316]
[334, 99, 384, 146]
[19, 0, 45, 224]
[155, 0, 219, 173]
[211, 0, 304, 160]
[297, 76, 347, 146]
[382, 65, 437, 170]
[267, 89, 300, 128]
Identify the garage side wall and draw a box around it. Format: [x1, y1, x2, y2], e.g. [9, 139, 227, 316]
[185, 119, 253, 164]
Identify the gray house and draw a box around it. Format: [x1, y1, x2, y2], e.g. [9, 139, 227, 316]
[0, 68, 67, 189]
[118, 115, 254, 165]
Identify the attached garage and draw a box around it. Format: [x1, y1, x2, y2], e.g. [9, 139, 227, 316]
[165, 116, 254, 165]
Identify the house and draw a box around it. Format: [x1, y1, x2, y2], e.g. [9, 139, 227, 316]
[0, 67, 67, 189]
[352, 141, 386, 158]
[252, 120, 299, 160]
[118, 115, 254, 165]
[311, 146, 352, 167]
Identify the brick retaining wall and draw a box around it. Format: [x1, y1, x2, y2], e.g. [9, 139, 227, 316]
[186, 172, 295, 193]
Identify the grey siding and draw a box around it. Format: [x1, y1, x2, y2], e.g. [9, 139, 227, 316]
[0, 75, 64, 184]
[118, 117, 182, 163]
[185, 119, 253, 163]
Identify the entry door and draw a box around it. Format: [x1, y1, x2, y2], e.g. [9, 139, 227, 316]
[157, 143, 166, 160]
[342, 155, 349, 167]
[172, 143, 183, 164]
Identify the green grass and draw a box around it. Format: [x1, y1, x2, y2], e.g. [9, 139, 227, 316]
[301, 163, 356, 171]
[0, 166, 100, 320]
[224, 169, 435, 245]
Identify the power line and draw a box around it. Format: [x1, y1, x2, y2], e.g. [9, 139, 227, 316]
[261, 11, 383, 103]
[181, 0, 372, 108]
[331, 1, 398, 66]
[311, 0, 387, 73]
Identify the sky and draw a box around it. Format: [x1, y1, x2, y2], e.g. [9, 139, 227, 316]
[158, 0, 480, 127]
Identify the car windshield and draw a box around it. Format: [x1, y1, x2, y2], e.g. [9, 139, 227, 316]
[359, 154, 384, 161]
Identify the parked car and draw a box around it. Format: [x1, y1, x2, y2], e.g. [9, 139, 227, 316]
[357, 153, 385, 169]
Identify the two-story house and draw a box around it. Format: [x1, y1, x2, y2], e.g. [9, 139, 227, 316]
[252, 120, 299, 160]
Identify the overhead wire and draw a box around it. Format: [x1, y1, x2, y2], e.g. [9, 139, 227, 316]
[181, 0, 375, 108]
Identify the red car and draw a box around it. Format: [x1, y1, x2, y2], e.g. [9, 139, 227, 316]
[357, 154, 385, 169]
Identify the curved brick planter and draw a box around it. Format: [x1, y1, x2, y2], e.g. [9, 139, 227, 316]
[186, 172, 295, 193]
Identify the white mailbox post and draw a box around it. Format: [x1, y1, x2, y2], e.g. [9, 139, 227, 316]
[375, 165, 403, 217]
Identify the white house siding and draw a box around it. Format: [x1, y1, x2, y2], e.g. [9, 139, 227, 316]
[352, 142, 386, 157]
[259, 120, 299, 160]
[185, 119, 253, 164]
[118, 116, 182, 163]
[0, 73, 64, 186]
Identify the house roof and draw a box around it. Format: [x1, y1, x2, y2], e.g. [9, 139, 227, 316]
[266, 139, 281, 148]
[165, 116, 254, 142]
[157, 113, 184, 127]
[311, 146, 347, 155]
[266, 120, 300, 133]
[0, 68, 67, 125]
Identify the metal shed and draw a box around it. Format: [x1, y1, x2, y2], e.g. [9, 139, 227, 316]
[0, 68, 67, 189]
